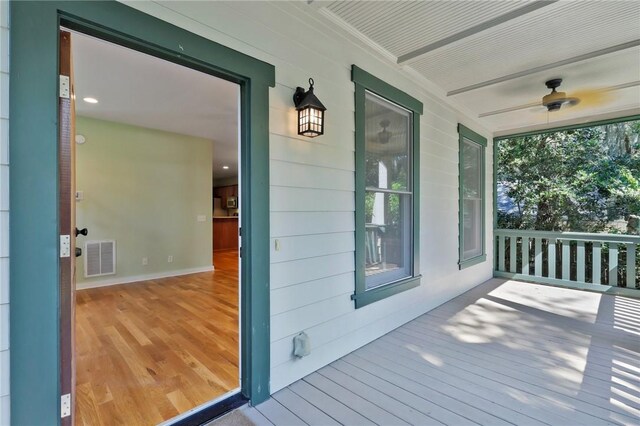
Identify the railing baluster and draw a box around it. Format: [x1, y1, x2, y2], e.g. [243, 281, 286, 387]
[592, 242, 601, 284]
[577, 241, 585, 283]
[521, 237, 529, 275]
[562, 240, 570, 280]
[534, 237, 542, 277]
[626, 243, 636, 288]
[509, 236, 517, 273]
[609, 244, 618, 286]
[498, 235, 505, 272]
[548, 239, 556, 278]
[493, 229, 639, 292]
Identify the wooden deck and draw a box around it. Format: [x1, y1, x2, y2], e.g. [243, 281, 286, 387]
[230, 278, 640, 425]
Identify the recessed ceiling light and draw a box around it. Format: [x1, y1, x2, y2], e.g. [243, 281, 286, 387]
[83, 97, 98, 104]
[222, 166, 229, 170]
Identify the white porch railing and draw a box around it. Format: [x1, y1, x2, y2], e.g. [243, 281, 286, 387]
[494, 229, 639, 295]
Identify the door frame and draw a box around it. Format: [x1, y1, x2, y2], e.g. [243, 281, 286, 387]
[9, 1, 274, 424]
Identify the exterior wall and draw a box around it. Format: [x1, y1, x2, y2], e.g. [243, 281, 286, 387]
[0, 2, 495, 415]
[75, 117, 213, 288]
[123, 1, 494, 392]
[0, 0, 9, 422]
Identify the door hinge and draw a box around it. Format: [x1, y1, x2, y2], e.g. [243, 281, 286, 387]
[61, 393, 71, 418]
[60, 235, 71, 258]
[59, 75, 70, 99]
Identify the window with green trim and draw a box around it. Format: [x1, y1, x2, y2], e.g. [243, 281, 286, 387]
[458, 124, 487, 269]
[352, 65, 423, 308]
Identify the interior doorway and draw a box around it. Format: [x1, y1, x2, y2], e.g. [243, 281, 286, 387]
[64, 29, 242, 425]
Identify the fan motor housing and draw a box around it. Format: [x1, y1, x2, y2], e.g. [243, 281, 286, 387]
[543, 90, 567, 111]
[542, 78, 579, 111]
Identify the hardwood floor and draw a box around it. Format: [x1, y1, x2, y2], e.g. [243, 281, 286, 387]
[76, 250, 239, 425]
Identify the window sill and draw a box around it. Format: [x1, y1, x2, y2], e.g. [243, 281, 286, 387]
[352, 275, 422, 309]
[459, 254, 487, 270]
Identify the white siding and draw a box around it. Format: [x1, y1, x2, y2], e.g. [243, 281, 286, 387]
[0, 2, 494, 413]
[0, 0, 9, 423]
[122, 0, 494, 393]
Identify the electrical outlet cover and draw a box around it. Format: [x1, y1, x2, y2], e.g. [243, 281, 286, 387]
[293, 332, 311, 358]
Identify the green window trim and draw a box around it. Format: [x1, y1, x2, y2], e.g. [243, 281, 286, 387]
[10, 1, 274, 423]
[352, 65, 423, 309]
[458, 124, 487, 270]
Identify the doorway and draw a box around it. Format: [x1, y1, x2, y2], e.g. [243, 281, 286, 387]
[10, 2, 273, 424]
[68, 30, 243, 424]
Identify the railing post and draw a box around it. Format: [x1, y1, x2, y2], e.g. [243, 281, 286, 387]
[592, 242, 601, 285]
[534, 237, 542, 277]
[498, 235, 505, 272]
[548, 238, 556, 279]
[609, 244, 619, 286]
[576, 241, 585, 283]
[521, 237, 529, 275]
[562, 239, 570, 280]
[509, 236, 517, 273]
[626, 243, 637, 288]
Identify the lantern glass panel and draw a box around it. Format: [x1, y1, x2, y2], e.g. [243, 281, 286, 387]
[298, 106, 324, 137]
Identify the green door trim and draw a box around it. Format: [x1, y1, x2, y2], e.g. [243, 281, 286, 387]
[9, 1, 274, 423]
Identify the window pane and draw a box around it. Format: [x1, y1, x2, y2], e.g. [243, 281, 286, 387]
[463, 199, 482, 259]
[462, 138, 483, 261]
[365, 191, 411, 289]
[365, 91, 411, 191]
[463, 139, 481, 198]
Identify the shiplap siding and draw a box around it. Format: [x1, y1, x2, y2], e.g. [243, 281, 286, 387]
[122, 0, 494, 393]
[0, 1, 9, 423]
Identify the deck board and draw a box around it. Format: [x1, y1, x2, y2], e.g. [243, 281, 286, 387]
[254, 398, 306, 425]
[237, 279, 640, 425]
[271, 388, 340, 425]
[302, 372, 411, 425]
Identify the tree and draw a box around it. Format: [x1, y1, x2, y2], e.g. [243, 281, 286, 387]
[497, 120, 640, 232]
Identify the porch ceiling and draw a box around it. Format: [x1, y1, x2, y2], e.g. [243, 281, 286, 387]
[315, 0, 640, 135]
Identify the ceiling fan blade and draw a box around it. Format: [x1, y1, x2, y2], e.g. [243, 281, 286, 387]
[570, 88, 612, 108]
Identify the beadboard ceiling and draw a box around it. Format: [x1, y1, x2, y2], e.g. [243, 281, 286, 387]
[318, 0, 640, 135]
[72, 31, 240, 180]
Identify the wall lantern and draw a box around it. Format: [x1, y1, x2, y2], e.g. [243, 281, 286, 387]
[293, 78, 326, 138]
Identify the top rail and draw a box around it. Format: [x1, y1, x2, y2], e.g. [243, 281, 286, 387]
[495, 229, 640, 244]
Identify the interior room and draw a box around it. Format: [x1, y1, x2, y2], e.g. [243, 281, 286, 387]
[70, 31, 241, 424]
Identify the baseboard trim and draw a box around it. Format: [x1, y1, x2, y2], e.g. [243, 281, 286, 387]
[76, 266, 215, 290]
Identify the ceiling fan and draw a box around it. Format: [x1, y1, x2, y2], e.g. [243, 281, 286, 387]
[478, 77, 620, 118]
[541, 78, 580, 111]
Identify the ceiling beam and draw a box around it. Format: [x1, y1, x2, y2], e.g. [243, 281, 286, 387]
[448, 39, 640, 96]
[396, 0, 558, 65]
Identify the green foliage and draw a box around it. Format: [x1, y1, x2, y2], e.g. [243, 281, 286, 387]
[498, 120, 640, 232]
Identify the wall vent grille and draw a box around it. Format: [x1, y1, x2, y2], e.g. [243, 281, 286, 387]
[84, 240, 116, 278]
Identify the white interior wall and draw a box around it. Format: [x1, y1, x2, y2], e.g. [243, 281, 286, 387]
[122, 0, 494, 393]
[0, 0, 9, 423]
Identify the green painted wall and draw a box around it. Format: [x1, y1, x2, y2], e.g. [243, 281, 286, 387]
[75, 116, 213, 287]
